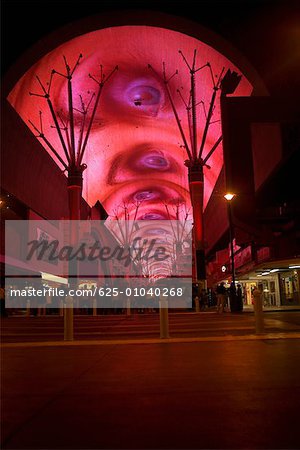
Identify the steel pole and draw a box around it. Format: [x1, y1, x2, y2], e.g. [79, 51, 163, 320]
[64, 169, 83, 341]
[227, 201, 237, 312]
[227, 201, 236, 287]
[187, 163, 206, 292]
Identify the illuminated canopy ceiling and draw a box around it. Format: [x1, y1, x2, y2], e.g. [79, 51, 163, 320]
[8, 26, 252, 221]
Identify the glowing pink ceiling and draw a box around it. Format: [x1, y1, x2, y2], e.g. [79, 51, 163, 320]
[8, 26, 252, 220]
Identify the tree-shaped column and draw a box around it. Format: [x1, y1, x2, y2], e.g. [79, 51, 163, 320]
[29, 55, 117, 339]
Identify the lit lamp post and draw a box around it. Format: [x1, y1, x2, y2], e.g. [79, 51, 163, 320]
[224, 192, 237, 311]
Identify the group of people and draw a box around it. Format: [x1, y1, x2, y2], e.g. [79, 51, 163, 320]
[193, 283, 243, 313]
[215, 282, 243, 313]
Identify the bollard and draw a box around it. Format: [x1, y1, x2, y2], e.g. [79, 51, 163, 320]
[159, 298, 169, 339]
[126, 298, 131, 316]
[92, 298, 97, 316]
[26, 299, 30, 317]
[59, 300, 64, 316]
[253, 289, 265, 334]
[64, 296, 74, 341]
[195, 296, 200, 313]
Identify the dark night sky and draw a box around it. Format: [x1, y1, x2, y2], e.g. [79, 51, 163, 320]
[2, 0, 300, 92]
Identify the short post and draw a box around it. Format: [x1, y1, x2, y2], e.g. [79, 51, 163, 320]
[253, 288, 265, 334]
[92, 297, 97, 316]
[195, 296, 200, 313]
[64, 295, 74, 341]
[126, 298, 131, 316]
[59, 299, 64, 316]
[26, 299, 30, 317]
[159, 297, 169, 339]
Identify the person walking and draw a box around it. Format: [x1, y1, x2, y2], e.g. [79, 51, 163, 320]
[216, 282, 227, 313]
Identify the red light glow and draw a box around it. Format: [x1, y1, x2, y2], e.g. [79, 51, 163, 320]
[8, 26, 252, 221]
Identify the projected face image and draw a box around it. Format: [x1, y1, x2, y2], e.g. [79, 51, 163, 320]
[8, 26, 252, 222]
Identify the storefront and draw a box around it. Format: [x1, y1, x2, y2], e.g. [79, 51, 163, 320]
[237, 263, 300, 307]
[237, 276, 280, 307]
[278, 268, 300, 305]
[209, 252, 300, 308]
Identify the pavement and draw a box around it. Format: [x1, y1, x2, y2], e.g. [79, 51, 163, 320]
[1, 311, 300, 449]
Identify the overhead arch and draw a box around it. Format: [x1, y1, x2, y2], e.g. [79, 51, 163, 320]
[6, 13, 265, 222]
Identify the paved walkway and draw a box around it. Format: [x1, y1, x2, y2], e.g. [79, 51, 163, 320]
[1, 338, 300, 449]
[1, 312, 300, 449]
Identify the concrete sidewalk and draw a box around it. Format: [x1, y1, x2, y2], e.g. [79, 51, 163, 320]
[1, 337, 300, 449]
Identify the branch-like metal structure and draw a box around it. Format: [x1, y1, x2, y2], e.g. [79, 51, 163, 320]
[149, 50, 241, 287]
[29, 56, 118, 205]
[28, 55, 118, 341]
[112, 201, 142, 249]
[163, 201, 192, 276]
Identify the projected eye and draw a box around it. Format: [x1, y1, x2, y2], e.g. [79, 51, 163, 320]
[133, 191, 158, 201]
[134, 150, 170, 171]
[141, 153, 169, 169]
[107, 148, 180, 186]
[146, 228, 171, 236]
[124, 82, 163, 116]
[127, 85, 161, 107]
[140, 213, 166, 220]
[105, 74, 165, 118]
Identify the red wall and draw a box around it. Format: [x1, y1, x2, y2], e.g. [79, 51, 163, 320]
[1, 101, 90, 220]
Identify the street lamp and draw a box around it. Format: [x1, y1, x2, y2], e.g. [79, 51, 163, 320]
[224, 192, 237, 311]
[224, 193, 235, 202]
